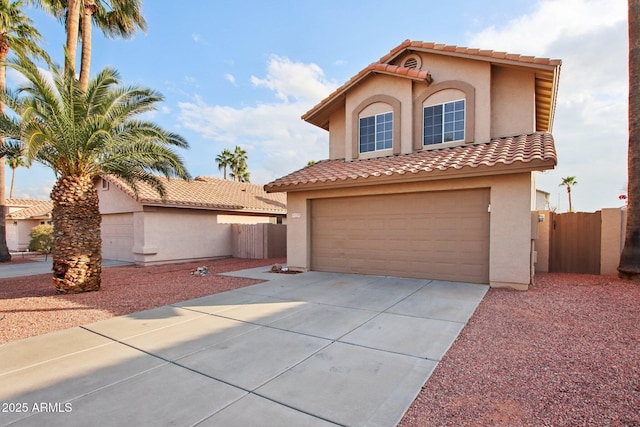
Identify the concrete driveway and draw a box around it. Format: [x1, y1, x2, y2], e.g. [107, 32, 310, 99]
[0, 267, 487, 427]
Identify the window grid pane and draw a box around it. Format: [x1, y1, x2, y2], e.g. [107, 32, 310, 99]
[360, 112, 393, 153]
[443, 100, 465, 142]
[424, 100, 464, 145]
[376, 112, 393, 150]
[423, 105, 443, 145]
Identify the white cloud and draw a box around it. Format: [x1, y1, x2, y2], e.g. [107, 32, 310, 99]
[469, 0, 628, 212]
[250, 55, 337, 103]
[224, 73, 237, 86]
[184, 75, 198, 85]
[178, 57, 338, 183]
[469, 0, 626, 55]
[6, 68, 29, 87]
[192, 33, 202, 43]
[6, 66, 55, 91]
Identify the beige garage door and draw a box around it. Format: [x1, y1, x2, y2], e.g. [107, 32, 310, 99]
[311, 189, 490, 283]
[101, 213, 135, 262]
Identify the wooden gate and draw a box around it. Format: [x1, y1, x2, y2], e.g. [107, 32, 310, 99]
[549, 212, 601, 274]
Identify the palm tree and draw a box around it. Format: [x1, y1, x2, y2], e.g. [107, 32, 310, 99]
[559, 176, 578, 212]
[0, 54, 190, 293]
[215, 148, 233, 180]
[5, 142, 25, 198]
[619, 0, 640, 280]
[0, 0, 49, 262]
[231, 161, 250, 183]
[230, 145, 248, 182]
[30, 0, 146, 90]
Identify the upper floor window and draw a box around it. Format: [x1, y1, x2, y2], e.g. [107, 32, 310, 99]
[359, 111, 393, 153]
[423, 99, 465, 145]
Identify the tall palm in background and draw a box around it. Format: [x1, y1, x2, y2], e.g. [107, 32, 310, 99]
[230, 145, 250, 182]
[0, 0, 48, 261]
[215, 148, 233, 180]
[5, 143, 25, 198]
[0, 54, 190, 293]
[31, 0, 146, 90]
[559, 176, 578, 213]
[619, 0, 640, 280]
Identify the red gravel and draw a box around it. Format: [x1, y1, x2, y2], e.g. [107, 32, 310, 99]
[399, 273, 640, 427]
[0, 257, 284, 344]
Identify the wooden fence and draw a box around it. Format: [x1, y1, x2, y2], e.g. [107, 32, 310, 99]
[549, 211, 602, 274]
[231, 223, 286, 259]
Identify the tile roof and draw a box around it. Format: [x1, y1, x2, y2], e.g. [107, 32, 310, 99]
[265, 132, 557, 192]
[6, 199, 53, 219]
[379, 40, 562, 68]
[103, 175, 286, 215]
[303, 40, 561, 132]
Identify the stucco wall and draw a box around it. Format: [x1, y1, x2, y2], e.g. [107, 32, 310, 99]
[97, 177, 142, 214]
[345, 75, 414, 159]
[329, 105, 346, 160]
[285, 172, 534, 289]
[5, 219, 44, 252]
[328, 53, 538, 164]
[534, 210, 551, 273]
[490, 66, 535, 138]
[417, 53, 491, 143]
[601, 208, 626, 275]
[132, 207, 231, 265]
[217, 215, 275, 224]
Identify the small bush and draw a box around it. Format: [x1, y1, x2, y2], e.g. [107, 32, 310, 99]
[29, 224, 53, 254]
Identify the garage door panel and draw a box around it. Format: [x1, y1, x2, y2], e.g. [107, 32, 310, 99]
[311, 189, 490, 283]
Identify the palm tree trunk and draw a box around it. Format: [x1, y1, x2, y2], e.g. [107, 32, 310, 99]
[9, 166, 15, 199]
[619, 0, 640, 280]
[65, 0, 82, 74]
[567, 187, 573, 213]
[0, 45, 12, 262]
[79, 1, 97, 92]
[50, 175, 102, 293]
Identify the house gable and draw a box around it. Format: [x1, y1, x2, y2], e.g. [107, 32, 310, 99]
[301, 40, 560, 166]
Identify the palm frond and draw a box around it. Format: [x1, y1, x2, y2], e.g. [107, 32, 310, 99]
[0, 53, 191, 199]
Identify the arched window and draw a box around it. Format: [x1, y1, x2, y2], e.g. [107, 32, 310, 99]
[352, 95, 401, 159]
[413, 81, 475, 150]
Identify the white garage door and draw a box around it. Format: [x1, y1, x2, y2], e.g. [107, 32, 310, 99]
[311, 189, 490, 283]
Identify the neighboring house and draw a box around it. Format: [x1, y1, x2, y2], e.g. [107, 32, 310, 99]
[98, 175, 286, 265]
[5, 199, 53, 252]
[265, 40, 561, 290]
[536, 189, 551, 211]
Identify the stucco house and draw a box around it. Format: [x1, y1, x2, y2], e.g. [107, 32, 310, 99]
[98, 175, 286, 265]
[5, 199, 53, 252]
[265, 40, 561, 290]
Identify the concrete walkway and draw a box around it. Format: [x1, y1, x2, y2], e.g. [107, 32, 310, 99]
[0, 267, 488, 427]
[0, 258, 133, 279]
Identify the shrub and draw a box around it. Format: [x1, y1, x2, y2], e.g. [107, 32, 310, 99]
[29, 224, 53, 255]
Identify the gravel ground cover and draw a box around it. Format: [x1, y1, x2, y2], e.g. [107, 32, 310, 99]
[0, 257, 284, 344]
[399, 273, 640, 427]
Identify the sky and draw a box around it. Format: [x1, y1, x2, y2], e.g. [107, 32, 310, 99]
[6, 0, 629, 213]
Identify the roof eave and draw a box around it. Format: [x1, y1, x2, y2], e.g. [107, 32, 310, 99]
[302, 67, 433, 130]
[265, 159, 556, 194]
[139, 201, 286, 215]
